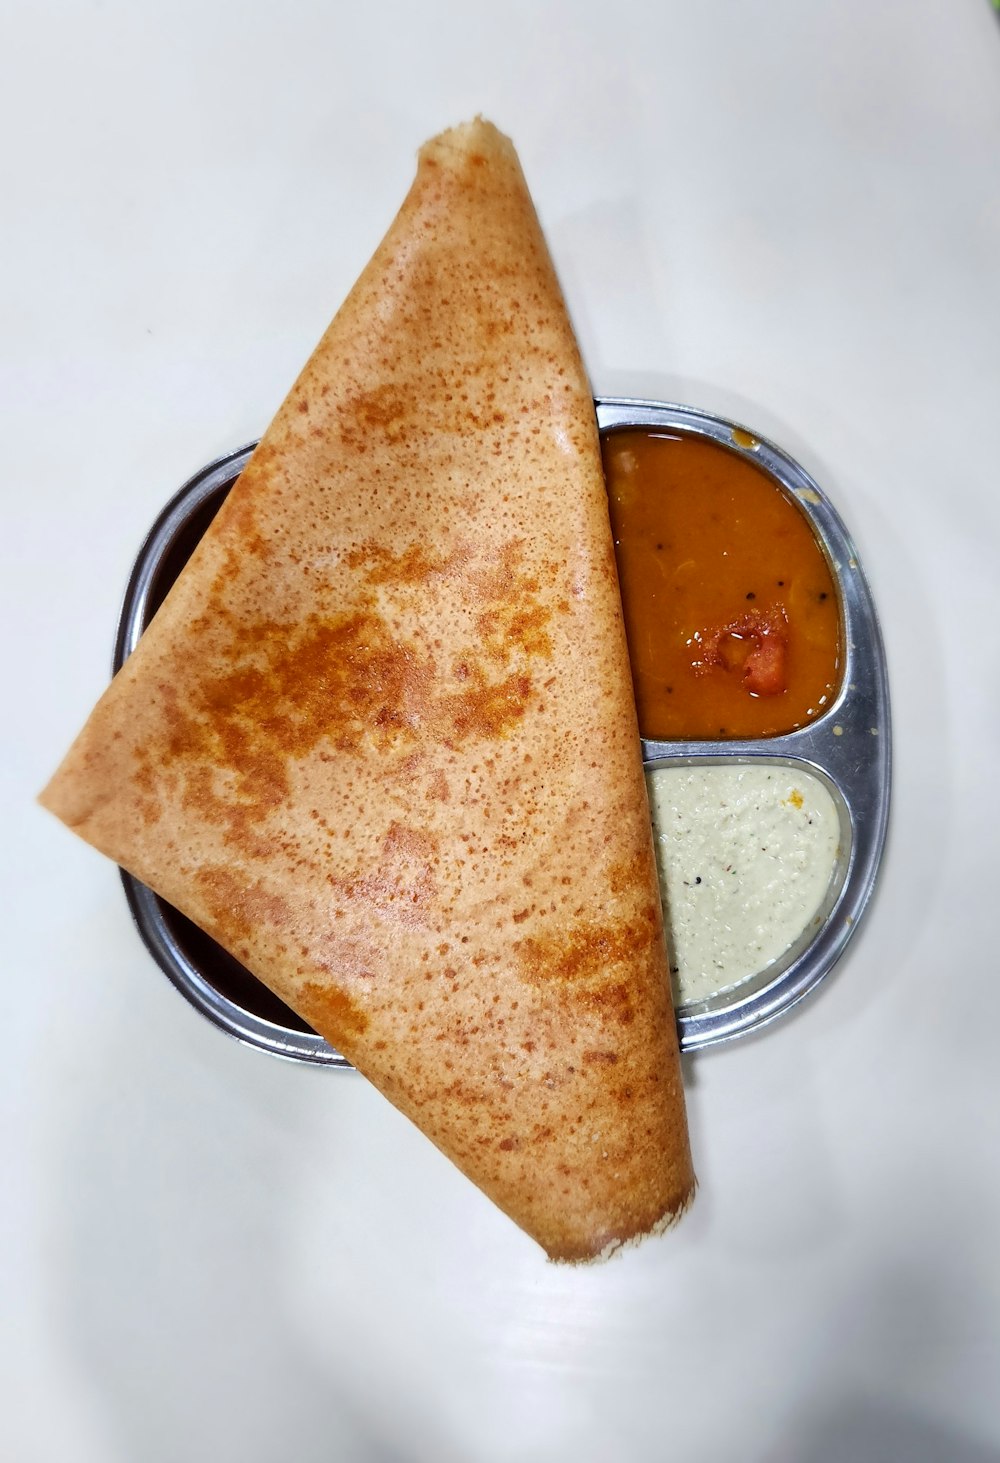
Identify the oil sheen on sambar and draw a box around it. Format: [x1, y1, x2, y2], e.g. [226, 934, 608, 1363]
[603, 430, 841, 740]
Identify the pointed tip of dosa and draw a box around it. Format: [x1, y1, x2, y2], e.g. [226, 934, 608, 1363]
[547, 1181, 698, 1266]
[418, 116, 518, 169]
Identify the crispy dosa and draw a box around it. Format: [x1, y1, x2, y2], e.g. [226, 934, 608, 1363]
[40, 118, 694, 1261]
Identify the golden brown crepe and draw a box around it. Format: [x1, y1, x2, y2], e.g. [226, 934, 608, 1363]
[40, 118, 694, 1261]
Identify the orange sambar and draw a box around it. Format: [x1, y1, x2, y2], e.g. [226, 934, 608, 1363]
[602, 429, 841, 740]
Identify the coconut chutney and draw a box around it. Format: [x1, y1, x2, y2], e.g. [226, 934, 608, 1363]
[647, 763, 842, 1006]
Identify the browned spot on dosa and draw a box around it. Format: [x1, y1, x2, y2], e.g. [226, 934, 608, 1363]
[130, 756, 162, 828]
[345, 541, 470, 586]
[472, 541, 556, 662]
[607, 852, 645, 897]
[297, 980, 369, 1039]
[439, 670, 533, 742]
[344, 383, 410, 436]
[514, 907, 659, 986]
[148, 581, 552, 853]
[207, 468, 273, 577]
[195, 865, 293, 946]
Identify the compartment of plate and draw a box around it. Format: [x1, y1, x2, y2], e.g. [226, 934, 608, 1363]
[597, 399, 891, 1047]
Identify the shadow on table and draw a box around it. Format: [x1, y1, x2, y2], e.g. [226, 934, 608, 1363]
[768, 1396, 1000, 1463]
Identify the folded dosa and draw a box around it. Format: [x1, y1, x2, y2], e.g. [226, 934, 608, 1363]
[40, 119, 694, 1261]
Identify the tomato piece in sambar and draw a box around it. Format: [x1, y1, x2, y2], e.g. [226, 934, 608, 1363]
[602, 430, 841, 740]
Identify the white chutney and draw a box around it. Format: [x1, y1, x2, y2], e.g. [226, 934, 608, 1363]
[646, 764, 842, 1007]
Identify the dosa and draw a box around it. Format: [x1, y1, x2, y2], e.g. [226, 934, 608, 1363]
[40, 119, 694, 1261]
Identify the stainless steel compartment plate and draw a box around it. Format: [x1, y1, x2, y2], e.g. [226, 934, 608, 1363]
[597, 400, 890, 1048]
[116, 400, 890, 1059]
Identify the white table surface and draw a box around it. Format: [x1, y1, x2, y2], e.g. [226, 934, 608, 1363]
[5, 2, 1000, 1459]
